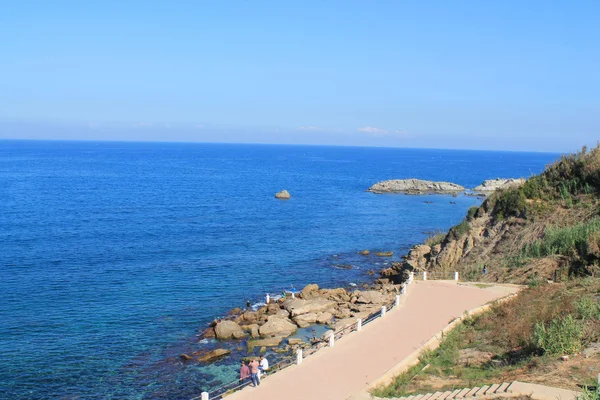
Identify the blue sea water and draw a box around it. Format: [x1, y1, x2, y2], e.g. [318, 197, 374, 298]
[0, 141, 558, 399]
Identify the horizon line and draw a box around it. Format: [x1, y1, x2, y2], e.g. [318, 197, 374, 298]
[0, 137, 564, 155]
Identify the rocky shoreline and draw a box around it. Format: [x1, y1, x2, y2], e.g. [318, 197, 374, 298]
[186, 279, 399, 364]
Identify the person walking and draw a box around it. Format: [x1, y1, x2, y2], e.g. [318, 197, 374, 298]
[239, 361, 250, 385]
[249, 358, 260, 387]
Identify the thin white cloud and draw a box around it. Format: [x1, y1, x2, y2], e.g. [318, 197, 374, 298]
[357, 126, 388, 135]
[297, 126, 322, 131]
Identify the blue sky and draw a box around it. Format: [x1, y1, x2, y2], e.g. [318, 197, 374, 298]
[0, 0, 598, 151]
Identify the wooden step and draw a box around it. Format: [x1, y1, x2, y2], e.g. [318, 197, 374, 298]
[454, 388, 471, 399]
[438, 390, 454, 400]
[465, 387, 480, 397]
[447, 389, 462, 399]
[474, 386, 490, 397]
[429, 392, 444, 400]
[412, 394, 426, 400]
[497, 382, 511, 393]
[485, 384, 500, 395]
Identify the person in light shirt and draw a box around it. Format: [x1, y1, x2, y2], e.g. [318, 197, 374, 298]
[259, 355, 269, 375]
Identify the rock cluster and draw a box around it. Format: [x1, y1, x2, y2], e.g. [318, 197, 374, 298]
[200, 283, 397, 344]
[473, 178, 525, 192]
[367, 179, 465, 194]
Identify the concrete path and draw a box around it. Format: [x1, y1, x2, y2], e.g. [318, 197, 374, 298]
[226, 281, 518, 400]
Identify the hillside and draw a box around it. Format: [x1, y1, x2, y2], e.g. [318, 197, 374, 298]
[375, 144, 600, 397]
[381, 144, 600, 285]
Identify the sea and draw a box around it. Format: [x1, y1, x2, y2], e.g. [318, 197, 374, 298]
[0, 140, 559, 399]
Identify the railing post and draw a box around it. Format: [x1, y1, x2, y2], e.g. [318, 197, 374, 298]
[291, 292, 295, 298]
[356, 318, 362, 331]
[454, 271, 459, 281]
[265, 293, 270, 304]
[400, 284, 407, 294]
[409, 272, 414, 283]
[395, 294, 400, 307]
[423, 271, 427, 281]
[329, 332, 335, 347]
[381, 305, 386, 317]
[296, 348, 303, 365]
[201, 392, 209, 400]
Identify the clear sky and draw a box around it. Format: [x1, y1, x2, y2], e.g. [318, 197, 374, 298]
[0, 0, 598, 151]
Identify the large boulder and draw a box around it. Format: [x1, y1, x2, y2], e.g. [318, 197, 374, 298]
[259, 318, 297, 337]
[215, 320, 246, 340]
[283, 298, 337, 316]
[404, 245, 431, 270]
[316, 312, 333, 324]
[248, 337, 283, 348]
[355, 290, 386, 304]
[293, 312, 318, 328]
[198, 348, 231, 362]
[301, 284, 319, 298]
[275, 190, 291, 199]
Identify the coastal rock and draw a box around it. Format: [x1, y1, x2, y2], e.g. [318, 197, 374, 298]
[214, 320, 246, 340]
[473, 178, 525, 192]
[241, 324, 260, 338]
[200, 327, 216, 339]
[334, 318, 356, 331]
[283, 298, 337, 317]
[248, 337, 283, 348]
[374, 251, 393, 257]
[293, 312, 318, 328]
[259, 318, 297, 337]
[318, 288, 348, 302]
[180, 353, 192, 361]
[316, 312, 333, 324]
[404, 245, 432, 270]
[334, 308, 352, 319]
[367, 179, 465, 195]
[288, 338, 305, 346]
[198, 348, 231, 362]
[300, 284, 319, 298]
[355, 290, 386, 304]
[275, 190, 291, 199]
[359, 250, 370, 255]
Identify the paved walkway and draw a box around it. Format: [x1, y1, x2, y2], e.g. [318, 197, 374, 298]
[226, 281, 518, 400]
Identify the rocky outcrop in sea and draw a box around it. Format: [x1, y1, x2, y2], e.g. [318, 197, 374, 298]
[275, 190, 291, 199]
[473, 178, 525, 192]
[367, 179, 465, 194]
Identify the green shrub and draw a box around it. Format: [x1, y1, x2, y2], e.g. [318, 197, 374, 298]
[578, 386, 600, 400]
[425, 231, 446, 247]
[492, 188, 528, 220]
[576, 296, 600, 320]
[448, 219, 470, 240]
[532, 314, 583, 355]
[466, 206, 478, 221]
[522, 218, 600, 259]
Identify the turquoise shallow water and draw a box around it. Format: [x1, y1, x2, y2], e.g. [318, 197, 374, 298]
[0, 141, 558, 399]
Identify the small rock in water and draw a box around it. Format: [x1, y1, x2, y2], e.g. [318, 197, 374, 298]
[374, 251, 393, 257]
[275, 190, 291, 199]
[358, 250, 370, 256]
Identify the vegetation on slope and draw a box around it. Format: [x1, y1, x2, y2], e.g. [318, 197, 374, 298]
[373, 279, 600, 396]
[375, 144, 600, 397]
